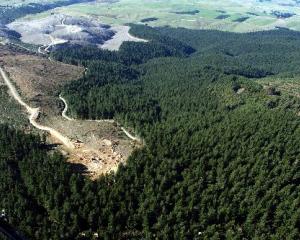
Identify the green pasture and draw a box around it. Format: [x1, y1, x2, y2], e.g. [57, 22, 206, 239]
[0, 0, 59, 6]
[14, 0, 300, 32]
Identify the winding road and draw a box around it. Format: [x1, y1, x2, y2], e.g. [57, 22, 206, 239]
[0, 63, 140, 147]
[38, 18, 68, 54]
[121, 127, 140, 142]
[0, 67, 75, 149]
[59, 95, 140, 141]
[59, 95, 74, 121]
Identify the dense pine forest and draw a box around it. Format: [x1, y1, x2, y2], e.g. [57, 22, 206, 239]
[1, 25, 300, 239]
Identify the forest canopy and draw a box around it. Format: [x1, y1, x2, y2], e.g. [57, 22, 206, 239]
[1, 25, 300, 239]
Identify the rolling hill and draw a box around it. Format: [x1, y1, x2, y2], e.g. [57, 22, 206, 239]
[0, 1, 300, 239]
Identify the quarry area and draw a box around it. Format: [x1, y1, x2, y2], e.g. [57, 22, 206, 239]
[0, 44, 138, 179]
[101, 25, 148, 51]
[5, 13, 147, 52]
[7, 14, 115, 52]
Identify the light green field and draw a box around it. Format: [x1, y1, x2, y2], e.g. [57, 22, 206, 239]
[0, 0, 59, 6]
[16, 0, 300, 32]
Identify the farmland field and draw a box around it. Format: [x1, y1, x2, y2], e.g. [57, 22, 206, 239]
[18, 0, 300, 32]
[0, 0, 61, 6]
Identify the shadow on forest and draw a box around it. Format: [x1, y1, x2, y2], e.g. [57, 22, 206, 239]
[39, 143, 62, 151]
[68, 163, 89, 174]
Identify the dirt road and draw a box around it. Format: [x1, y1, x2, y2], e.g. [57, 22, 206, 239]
[59, 95, 140, 141]
[0, 67, 75, 149]
[0, 64, 139, 147]
[59, 95, 74, 121]
[121, 127, 140, 142]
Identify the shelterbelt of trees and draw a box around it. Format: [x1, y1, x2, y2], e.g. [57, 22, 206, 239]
[1, 25, 300, 239]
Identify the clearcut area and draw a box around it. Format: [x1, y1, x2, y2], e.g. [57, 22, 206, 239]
[0, 44, 137, 179]
[7, 14, 115, 52]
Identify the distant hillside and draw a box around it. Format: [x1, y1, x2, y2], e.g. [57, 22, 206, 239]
[0, 0, 94, 25]
[7, 14, 115, 49]
[23, 0, 300, 33]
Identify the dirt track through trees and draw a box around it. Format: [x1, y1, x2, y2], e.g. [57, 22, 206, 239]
[0, 67, 75, 149]
[59, 95, 140, 141]
[0, 63, 140, 149]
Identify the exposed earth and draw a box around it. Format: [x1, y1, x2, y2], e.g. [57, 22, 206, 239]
[0, 44, 138, 179]
[5, 13, 148, 52]
[101, 25, 147, 51]
[7, 14, 115, 52]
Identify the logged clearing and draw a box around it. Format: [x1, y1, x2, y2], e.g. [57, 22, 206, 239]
[0, 45, 137, 179]
[101, 25, 148, 51]
[0, 73, 28, 128]
[7, 13, 148, 53]
[0, 45, 82, 97]
[7, 14, 114, 51]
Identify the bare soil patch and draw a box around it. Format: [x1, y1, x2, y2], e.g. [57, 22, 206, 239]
[0, 46, 82, 97]
[101, 25, 148, 51]
[0, 45, 136, 179]
[7, 14, 114, 50]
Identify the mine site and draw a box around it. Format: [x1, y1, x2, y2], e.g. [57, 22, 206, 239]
[4, 12, 147, 52]
[8, 14, 115, 52]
